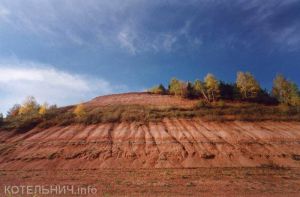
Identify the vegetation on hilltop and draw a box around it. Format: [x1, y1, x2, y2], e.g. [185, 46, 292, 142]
[1, 71, 300, 132]
[149, 72, 300, 106]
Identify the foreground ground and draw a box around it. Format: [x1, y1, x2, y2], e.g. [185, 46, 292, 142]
[0, 168, 300, 196]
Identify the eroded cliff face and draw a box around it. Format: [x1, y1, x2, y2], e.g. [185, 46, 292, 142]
[0, 118, 300, 170]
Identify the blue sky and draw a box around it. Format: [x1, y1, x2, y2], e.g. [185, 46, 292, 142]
[0, 0, 300, 113]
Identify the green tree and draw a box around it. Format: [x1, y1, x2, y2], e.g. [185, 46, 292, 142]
[236, 71, 260, 99]
[272, 74, 300, 106]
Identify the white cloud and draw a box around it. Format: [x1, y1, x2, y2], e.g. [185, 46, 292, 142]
[1, 0, 300, 53]
[0, 0, 195, 54]
[0, 60, 126, 114]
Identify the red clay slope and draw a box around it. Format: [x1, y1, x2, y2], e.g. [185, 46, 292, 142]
[86, 92, 197, 107]
[0, 93, 300, 170]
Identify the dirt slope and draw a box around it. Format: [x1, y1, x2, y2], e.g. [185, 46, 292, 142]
[86, 92, 197, 107]
[0, 118, 300, 170]
[0, 93, 300, 170]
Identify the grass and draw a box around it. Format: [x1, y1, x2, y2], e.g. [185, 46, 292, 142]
[1, 101, 300, 132]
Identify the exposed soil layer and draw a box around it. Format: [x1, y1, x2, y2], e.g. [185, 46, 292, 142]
[1, 168, 300, 196]
[1, 93, 300, 196]
[0, 119, 300, 170]
[87, 92, 197, 107]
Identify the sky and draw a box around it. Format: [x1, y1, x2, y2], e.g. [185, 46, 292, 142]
[0, 0, 300, 114]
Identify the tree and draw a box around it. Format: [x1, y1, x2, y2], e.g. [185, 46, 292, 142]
[182, 82, 194, 99]
[236, 72, 260, 99]
[149, 84, 166, 95]
[272, 74, 300, 106]
[39, 103, 49, 116]
[74, 103, 86, 119]
[193, 79, 208, 100]
[169, 78, 183, 96]
[168, 78, 189, 97]
[7, 104, 21, 118]
[19, 96, 40, 115]
[219, 81, 239, 100]
[204, 73, 219, 102]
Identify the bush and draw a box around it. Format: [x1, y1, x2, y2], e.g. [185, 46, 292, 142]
[213, 100, 225, 108]
[101, 108, 122, 123]
[83, 108, 103, 124]
[4, 113, 42, 132]
[194, 100, 210, 109]
[74, 104, 86, 119]
[278, 104, 290, 114]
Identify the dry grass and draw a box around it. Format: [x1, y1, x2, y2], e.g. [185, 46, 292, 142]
[2, 101, 300, 132]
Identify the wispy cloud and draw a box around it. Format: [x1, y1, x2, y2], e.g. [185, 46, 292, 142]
[117, 27, 138, 55]
[1, 0, 300, 53]
[0, 59, 126, 114]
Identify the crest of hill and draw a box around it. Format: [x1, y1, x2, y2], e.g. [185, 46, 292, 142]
[86, 92, 197, 107]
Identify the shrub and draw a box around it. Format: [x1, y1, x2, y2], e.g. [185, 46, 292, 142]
[214, 100, 225, 108]
[4, 114, 42, 132]
[83, 108, 103, 124]
[194, 100, 209, 109]
[74, 104, 86, 119]
[58, 111, 75, 126]
[101, 108, 122, 123]
[278, 104, 290, 114]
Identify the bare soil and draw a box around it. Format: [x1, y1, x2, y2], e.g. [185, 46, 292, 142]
[1, 93, 300, 196]
[86, 92, 197, 107]
[0, 168, 300, 196]
[1, 119, 300, 169]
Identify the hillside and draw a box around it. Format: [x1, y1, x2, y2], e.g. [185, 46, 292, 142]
[87, 92, 197, 107]
[0, 119, 300, 170]
[0, 93, 300, 170]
